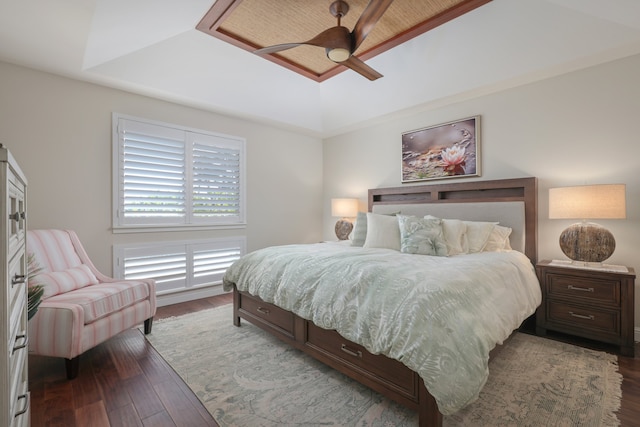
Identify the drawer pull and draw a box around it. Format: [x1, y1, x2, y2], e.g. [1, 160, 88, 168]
[340, 344, 362, 358]
[15, 393, 29, 417]
[12, 274, 26, 286]
[567, 285, 594, 293]
[13, 334, 28, 354]
[569, 311, 595, 321]
[256, 306, 270, 315]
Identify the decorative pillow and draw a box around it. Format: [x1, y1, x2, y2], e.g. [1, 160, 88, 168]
[425, 215, 468, 255]
[463, 221, 497, 253]
[397, 215, 448, 256]
[483, 225, 513, 252]
[33, 264, 99, 299]
[350, 212, 368, 246]
[362, 213, 401, 251]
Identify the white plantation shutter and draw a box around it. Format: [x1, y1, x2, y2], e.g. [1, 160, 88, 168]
[114, 114, 245, 228]
[114, 237, 245, 295]
[121, 246, 188, 293]
[192, 241, 243, 285]
[120, 120, 186, 224]
[191, 133, 242, 223]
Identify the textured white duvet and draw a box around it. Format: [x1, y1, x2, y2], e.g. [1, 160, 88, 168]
[222, 242, 542, 415]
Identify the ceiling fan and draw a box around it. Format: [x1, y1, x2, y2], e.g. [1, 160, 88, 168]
[254, 0, 394, 81]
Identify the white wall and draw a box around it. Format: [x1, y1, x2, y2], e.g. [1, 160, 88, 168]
[323, 54, 640, 329]
[0, 61, 324, 277]
[2, 53, 639, 329]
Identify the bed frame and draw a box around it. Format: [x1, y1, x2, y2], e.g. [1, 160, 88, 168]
[232, 177, 538, 426]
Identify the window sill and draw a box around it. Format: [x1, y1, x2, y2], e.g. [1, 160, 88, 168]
[112, 224, 247, 234]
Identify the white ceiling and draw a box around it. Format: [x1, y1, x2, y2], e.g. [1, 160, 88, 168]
[1, 0, 640, 137]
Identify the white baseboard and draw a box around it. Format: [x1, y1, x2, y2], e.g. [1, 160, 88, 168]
[156, 284, 228, 307]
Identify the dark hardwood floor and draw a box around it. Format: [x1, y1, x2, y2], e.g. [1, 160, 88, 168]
[29, 292, 640, 426]
[29, 293, 232, 427]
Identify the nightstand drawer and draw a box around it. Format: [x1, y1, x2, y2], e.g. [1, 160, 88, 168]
[547, 274, 619, 306]
[547, 300, 619, 335]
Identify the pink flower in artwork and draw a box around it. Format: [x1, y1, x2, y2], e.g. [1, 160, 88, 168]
[441, 146, 466, 175]
[441, 146, 465, 165]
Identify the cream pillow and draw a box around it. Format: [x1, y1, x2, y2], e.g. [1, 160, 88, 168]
[483, 224, 513, 252]
[425, 215, 468, 255]
[398, 215, 447, 256]
[362, 212, 401, 251]
[463, 221, 497, 253]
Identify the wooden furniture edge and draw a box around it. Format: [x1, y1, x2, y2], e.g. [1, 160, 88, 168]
[535, 260, 636, 357]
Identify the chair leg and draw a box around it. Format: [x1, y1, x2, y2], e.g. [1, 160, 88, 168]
[65, 356, 80, 379]
[144, 317, 154, 334]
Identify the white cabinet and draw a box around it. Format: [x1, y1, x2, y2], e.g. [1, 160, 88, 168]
[1, 145, 29, 427]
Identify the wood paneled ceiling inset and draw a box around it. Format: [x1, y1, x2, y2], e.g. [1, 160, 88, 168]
[197, 0, 492, 82]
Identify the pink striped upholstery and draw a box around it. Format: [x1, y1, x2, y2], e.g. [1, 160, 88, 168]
[44, 280, 151, 323]
[26, 229, 157, 365]
[29, 300, 152, 358]
[27, 229, 83, 272]
[35, 264, 99, 299]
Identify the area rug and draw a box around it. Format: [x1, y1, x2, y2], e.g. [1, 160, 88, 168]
[144, 305, 622, 426]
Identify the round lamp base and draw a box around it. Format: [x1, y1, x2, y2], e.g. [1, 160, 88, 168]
[334, 219, 353, 240]
[559, 222, 615, 263]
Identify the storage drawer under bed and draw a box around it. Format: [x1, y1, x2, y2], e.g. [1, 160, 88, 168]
[235, 289, 421, 405]
[305, 319, 418, 400]
[237, 292, 295, 337]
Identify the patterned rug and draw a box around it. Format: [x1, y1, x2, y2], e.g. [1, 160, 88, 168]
[144, 305, 622, 426]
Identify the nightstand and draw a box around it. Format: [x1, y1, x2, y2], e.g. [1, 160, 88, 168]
[535, 260, 636, 357]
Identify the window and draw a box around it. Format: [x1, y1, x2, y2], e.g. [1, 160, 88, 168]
[113, 237, 246, 295]
[113, 114, 246, 230]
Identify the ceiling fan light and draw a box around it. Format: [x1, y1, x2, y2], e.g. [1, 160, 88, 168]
[327, 47, 350, 63]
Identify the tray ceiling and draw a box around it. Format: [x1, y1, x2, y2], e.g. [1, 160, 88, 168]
[197, 0, 491, 81]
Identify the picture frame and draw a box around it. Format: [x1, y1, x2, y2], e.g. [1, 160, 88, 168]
[401, 116, 480, 183]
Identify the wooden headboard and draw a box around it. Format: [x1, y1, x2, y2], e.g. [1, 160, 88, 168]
[368, 177, 538, 263]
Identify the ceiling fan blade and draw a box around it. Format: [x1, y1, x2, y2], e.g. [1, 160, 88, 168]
[342, 56, 383, 81]
[351, 0, 394, 51]
[254, 43, 305, 55]
[255, 26, 351, 56]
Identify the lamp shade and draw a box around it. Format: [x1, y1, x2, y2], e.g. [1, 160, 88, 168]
[331, 198, 358, 218]
[549, 184, 626, 264]
[549, 184, 626, 219]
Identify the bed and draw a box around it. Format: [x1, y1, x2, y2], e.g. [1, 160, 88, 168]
[222, 177, 540, 426]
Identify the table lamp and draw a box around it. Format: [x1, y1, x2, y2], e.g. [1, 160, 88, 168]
[331, 198, 358, 240]
[548, 184, 626, 264]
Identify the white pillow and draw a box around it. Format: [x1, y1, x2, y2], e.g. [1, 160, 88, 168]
[425, 215, 468, 255]
[463, 221, 497, 253]
[362, 212, 401, 251]
[483, 225, 513, 252]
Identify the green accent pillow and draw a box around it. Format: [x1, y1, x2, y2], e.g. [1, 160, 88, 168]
[350, 212, 368, 247]
[397, 215, 448, 256]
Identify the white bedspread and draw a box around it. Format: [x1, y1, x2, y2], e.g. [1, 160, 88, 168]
[222, 242, 541, 415]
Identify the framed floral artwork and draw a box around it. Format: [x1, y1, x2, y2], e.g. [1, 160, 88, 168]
[401, 116, 480, 183]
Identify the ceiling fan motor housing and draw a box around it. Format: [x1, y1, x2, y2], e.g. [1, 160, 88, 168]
[330, 1, 350, 20]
